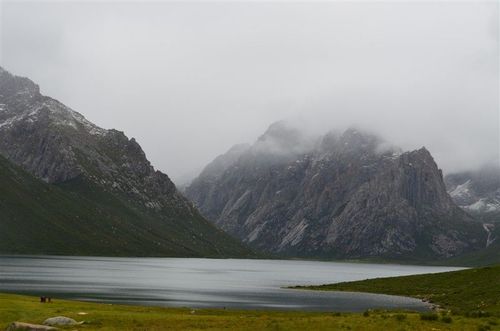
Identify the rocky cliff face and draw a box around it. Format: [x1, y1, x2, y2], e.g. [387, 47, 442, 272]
[0, 68, 178, 206]
[0, 67, 251, 257]
[186, 122, 485, 260]
[0, 68, 186, 211]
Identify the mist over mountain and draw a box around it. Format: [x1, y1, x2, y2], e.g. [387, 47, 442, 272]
[186, 121, 487, 261]
[2, 1, 497, 181]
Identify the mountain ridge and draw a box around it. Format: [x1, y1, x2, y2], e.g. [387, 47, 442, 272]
[0, 67, 252, 257]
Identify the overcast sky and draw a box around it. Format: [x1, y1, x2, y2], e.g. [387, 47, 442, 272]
[1, 1, 498, 184]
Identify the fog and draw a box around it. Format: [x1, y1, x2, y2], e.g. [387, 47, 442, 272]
[1, 1, 498, 184]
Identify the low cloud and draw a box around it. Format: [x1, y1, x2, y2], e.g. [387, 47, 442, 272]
[1, 1, 498, 183]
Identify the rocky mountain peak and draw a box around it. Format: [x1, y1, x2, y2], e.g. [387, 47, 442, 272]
[257, 120, 298, 141]
[0, 68, 175, 201]
[340, 128, 380, 154]
[0, 67, 40, 97]
[340, 127, 378, 145]
[186, 124, 485, 260]
[399, 147, 438, 172]
[254, 121, 310, 155]
[0, 67, 41, 114]
[391, 147, 450, 211]
[318, 127, 388, 157]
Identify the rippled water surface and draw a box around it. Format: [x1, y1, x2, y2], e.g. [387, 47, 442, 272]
[0, 256, 462, 311]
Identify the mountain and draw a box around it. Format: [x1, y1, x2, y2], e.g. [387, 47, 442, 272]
[445, 166, 500, 223]
[186, 121, 486, 261]
[442, 166, 500, 265]
[0, 67, 252, 257]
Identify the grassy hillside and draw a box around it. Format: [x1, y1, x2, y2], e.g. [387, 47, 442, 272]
[0, 155, 252, 257]
[295, 265, 500, 317]
[1, 293, 498, 331]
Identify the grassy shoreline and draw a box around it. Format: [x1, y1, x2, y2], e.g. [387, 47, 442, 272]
[0, 291, 498, 330]
[293, 266, 500, 320]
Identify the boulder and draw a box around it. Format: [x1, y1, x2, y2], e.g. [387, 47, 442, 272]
[42, 316, 80, 326]
[5, 322, 57, 331]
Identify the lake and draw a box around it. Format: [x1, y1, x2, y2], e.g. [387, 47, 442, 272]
[0, 256, 462, 311]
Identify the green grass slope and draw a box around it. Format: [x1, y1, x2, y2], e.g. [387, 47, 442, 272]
[0, 155, 252, 257]
[295, 265, 500, 317]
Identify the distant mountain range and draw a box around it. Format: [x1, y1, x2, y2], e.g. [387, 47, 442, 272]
[445, 166, 500, 223]
[441, 166, 500, 265]
[0, 67, 252, 257]
[1, 67, 496, 263]
[186, 121, 488, 261]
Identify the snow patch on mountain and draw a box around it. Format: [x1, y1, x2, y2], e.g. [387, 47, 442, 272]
[445, 168, 500, 218]
[449, 180, 472, 200]
[466, 198, 500, 213]
[0, 98, 107, 137]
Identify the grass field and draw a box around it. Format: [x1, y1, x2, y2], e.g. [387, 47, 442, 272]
[293, 265, 500, 330]
[295, 265, 500, 317]
[0, 292, 499, 331]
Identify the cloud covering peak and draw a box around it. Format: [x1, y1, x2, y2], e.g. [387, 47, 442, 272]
[1, 1, 497, 183]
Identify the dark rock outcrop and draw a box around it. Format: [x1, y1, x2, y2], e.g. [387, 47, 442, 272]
[186, 122, 485, 260]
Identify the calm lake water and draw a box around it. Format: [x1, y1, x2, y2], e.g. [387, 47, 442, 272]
[0, 256, 462, 312]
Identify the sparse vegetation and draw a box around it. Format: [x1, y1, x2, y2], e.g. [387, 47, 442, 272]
[420, 312, 439, 321]
[442, 315, 453, 323]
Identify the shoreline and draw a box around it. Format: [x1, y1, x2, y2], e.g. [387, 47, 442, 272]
[0, 292, 492, 331]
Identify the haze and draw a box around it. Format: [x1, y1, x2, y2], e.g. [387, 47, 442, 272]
[0, 1, 498, 184]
